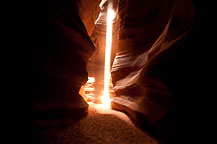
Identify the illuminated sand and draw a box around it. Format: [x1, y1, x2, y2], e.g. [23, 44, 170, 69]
[36, 103, 158, 144]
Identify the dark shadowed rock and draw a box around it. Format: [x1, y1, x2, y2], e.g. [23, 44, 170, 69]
[31, 0, 97, 122]
[111, 0, 195, 143]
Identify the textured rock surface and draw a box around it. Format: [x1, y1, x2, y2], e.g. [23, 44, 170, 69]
[30, 0, 200, 143]
[31, 0, 96, 119]
[110, 0, 195, 141]
[78, 0, 102, 36]
[86, 0, 119, 101]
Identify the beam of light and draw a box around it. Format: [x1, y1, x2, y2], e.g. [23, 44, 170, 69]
[102, 2, 115, 108]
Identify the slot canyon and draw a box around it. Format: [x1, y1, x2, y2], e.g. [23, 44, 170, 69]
[26, 0, 206, 143]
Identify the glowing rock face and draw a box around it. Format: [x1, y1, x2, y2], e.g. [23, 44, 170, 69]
[80, 77, 95, 102]
[81, 2, 115, 109]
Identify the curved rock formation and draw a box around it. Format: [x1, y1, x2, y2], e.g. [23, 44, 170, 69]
[32, 0, 99, 121]
[30, 0, 200, 143]
[110, 0, 195, 141]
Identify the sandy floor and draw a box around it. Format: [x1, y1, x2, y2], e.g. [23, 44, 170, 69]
[35, 103, 158, 144]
